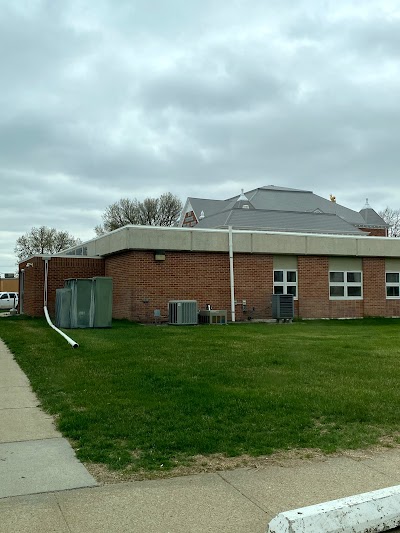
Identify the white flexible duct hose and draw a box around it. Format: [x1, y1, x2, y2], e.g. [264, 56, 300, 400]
[43, 258, 79, 348]
[44, 306, 79, 348]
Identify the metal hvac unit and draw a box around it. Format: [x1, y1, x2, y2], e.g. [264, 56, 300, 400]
[65, 278, 93, 328]
[55, 277, 113, 329]
[168, 300, 198, 325]
[198, 310, 227, 325]
[272, 294, 294, 322]
[55, 288, 72, 328]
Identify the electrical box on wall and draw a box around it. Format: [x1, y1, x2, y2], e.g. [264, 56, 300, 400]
[154, 250, 166, 261]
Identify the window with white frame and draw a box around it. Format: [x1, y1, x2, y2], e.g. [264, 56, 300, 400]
[329, 271, 362, 299]
[273, 270, 298, 298]
[386, 272, 400, 298]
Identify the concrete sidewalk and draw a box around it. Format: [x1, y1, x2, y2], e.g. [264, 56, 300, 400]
[2, 447, 400, 532]
[1, 337, 400, 532]
[0, 339, 97, 499]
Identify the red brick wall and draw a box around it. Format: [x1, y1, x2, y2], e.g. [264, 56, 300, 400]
[228, 253, 273, 321]
[20, 250, 400, 322]
[329, 300, 364, 319]
[385, 299, 400, 317]
[19, 257, 45, 317]
[298, 256, 330, 318]
[181, 210, 198, 227]
[105, 251, 275, 322]
[359, 228, 387, 237]
[297, 256, 383, 319]
[20, 257, 105, 317]
[363, 257, 386, 316]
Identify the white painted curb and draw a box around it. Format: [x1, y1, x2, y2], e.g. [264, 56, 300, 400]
[267, 484, 400, 532]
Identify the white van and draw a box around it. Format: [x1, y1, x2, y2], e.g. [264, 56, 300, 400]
[0, 292, 19, 309]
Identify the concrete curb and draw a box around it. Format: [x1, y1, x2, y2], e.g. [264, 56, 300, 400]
[267, 484, 400, 532]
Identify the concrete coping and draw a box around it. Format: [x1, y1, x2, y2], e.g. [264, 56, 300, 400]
[267, 484, 400, 532]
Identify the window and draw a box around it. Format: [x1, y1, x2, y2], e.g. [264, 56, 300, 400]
[273, 270, 298, 298]
[386, 272, 400, 298]
[65, 246, 88, 256]
[329, 271, 362, 299]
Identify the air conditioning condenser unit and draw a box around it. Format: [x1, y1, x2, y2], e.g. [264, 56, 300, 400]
[168, 300, 198, 325]
[272, 294, 294, 322]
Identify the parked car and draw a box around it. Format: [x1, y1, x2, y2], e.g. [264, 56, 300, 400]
[0, 292, 19, 309]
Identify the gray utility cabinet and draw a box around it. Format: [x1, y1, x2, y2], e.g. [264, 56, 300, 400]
[55, 277, 113, 329]
[272, 294, 294, 321]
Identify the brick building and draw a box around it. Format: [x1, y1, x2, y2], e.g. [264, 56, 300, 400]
[0, 275, 18, 293]
[19, 225, 400, 322]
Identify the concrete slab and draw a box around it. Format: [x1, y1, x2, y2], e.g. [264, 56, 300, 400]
[0, 386, 39, 409]
[0, 493, 69, 533]
[0, 340, 25, 360]
[56, 473, 268, 533]
[0, 348, 25, 365]
[359, 448, 400, 478]
[0, 365, 30, 387]
[0, 407, 60, 443]
[268, 485, 400, 533]
[219, 456, 400, 517]
[0, 438, 98, 499]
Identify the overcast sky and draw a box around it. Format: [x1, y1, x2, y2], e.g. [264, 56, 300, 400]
[1, 0, 400, 274]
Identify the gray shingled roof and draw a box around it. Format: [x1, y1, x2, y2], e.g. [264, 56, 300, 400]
[187, 198, 230, 219]
[185, 185, 386, 233]
[359, 207, 388, 228]
[244, 186, 367, 225]
[195, 207, 365, 235]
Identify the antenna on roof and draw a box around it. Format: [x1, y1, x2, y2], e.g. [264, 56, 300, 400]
[363, 198, 370, 209]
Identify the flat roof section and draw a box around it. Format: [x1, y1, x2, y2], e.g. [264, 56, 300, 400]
[51, 225, 400, 261]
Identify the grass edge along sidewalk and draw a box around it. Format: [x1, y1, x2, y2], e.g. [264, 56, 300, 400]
[1, 316, 400, 479]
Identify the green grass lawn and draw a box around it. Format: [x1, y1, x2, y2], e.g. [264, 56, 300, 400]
[1, 316, 400, 474]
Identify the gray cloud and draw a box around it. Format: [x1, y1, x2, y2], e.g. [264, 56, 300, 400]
[1, 0, 400, 272]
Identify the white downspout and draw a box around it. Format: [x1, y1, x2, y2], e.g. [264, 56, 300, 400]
[43, 258, 79, 348]
[229, 226, 236, 322]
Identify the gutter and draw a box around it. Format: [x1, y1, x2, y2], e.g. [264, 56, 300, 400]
[229, 226, 235, 322]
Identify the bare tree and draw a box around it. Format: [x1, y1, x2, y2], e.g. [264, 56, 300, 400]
[95, 193, 182, 235]
[156, 192, 184, 226]
[379, 207, 400, 237]
[15, 226, 81, 262]
[94, 198, 141, 235]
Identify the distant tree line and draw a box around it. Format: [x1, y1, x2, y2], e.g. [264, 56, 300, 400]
[95, 192, 182, 235]
[14, 192, 182, 263]
[15, 226, 80, 262]
[379, 207, 400, 237]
